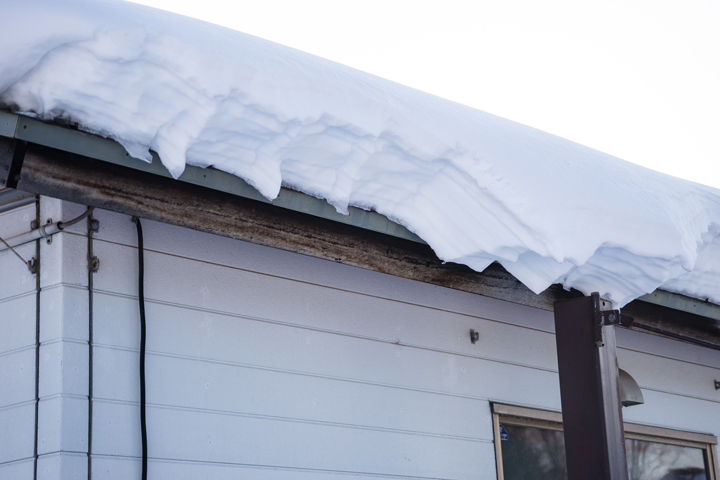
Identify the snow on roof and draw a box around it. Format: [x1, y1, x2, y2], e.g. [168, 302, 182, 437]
[2, 0, 720, 308]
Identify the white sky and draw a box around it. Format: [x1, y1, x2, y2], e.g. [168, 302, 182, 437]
[129, 0, 720, 188]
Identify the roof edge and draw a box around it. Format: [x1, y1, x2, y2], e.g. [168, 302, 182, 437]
[3, 110, 719, 321]
[0, 110, 424, 245]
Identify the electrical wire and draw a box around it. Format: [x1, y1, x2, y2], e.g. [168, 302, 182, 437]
[0, 234, 27, 264]
[132, 216, 148, 480]
[633, 321, 720, 351]
[58, 206, 94, 229]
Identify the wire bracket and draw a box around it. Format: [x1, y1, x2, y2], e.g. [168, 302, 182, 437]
[592, 293, 634, 347]
[0, 233, 33, 271]
[27, 257, 38, 274]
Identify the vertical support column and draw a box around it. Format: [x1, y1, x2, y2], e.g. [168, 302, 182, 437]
[554, 293, 629, 480]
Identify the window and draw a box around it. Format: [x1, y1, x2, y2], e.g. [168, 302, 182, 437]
[492, 403, 719, 480]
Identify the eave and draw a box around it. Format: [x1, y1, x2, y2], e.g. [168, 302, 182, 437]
[1, 110, 719, 344]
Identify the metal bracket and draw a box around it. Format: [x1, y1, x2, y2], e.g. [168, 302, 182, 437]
[592, 292, 634, 347]
[470, 329, 479, 344]
[90, 219, 99, 232]
[715, 380, 720, 391]
[89, 256, 100, 273]
[45, 218, 53, 244]
[27, 257, 38, 274]
[0, 137, 27, 189]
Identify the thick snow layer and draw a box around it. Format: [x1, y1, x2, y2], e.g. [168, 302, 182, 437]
[2, 0, 720, 308]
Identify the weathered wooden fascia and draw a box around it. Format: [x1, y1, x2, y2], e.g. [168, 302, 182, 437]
[12, 140, 720, 345]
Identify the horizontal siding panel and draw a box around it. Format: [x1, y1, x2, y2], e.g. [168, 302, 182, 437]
[90, 294, 559, 382]
[38, 232, 87, 291]
[90, 254, 720, 406]
[91, 209, 555, 332]
[92, 295, 563, 409]
[92, 346, 491, 441]
[0, 203, 36, 238]
[615, 328, 720, 369]
[91, 242, 560, 371]
[37, 395, 88, 456]
[39, 340, 88, 399]
[91, 239, 720, 381]
[37, 452, 87, 480]
[0, 293, 36, 354]
[0, 348, 35, 408]
[92, 210, 720, 370]
[622, 389, 720, 436]
[92, 400, 493, 480]
[0, 403, 35, 464]
[0, 241, 38, 300]
[617, 348, 720, 403]
[39, 284, 89, 344]
[0, 457, 34, 479]
[616, 327, 720, 370]
[91, 452, 497, 480]
[90, 240, 539, 348]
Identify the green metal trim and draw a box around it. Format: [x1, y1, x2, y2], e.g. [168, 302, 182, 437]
[2, 112, 424, 244]
[0, 111, 18, 137]
[638, 290, 720, 322]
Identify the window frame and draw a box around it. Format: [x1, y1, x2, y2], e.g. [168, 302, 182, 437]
[492, 403, 720, 480]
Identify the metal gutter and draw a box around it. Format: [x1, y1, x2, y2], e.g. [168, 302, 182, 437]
[0, 188, 36, 214]
[2, 110, 720, 322]
[0, 111, 423, 244]
[637, 290, 720, 322]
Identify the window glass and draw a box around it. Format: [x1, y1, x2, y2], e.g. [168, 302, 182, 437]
[501, 424, 566, 480]
[500, 424, 709, 480]
[626, 438, 707, 480]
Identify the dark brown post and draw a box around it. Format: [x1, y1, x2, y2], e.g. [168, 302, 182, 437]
[554, 293, 629, 480]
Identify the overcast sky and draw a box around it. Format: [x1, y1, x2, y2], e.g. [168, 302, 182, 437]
[129, 0, 720, 189]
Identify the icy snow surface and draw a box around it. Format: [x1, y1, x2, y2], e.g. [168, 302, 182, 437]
[2, 0, 720, 308]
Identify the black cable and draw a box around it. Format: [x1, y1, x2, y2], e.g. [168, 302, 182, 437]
[87, 213, 96, 480]
[633, 321, 720, 351]
[132, 217, 148, 480]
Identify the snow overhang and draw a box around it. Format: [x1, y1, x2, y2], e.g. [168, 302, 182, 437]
[1, 110, 422, 243]
[3, 110, 720, 323]
[3, 0, 720, 309]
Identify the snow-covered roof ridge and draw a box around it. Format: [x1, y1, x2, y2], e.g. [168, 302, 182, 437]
[3, 0, 720, 307]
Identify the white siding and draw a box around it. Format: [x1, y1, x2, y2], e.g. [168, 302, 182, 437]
[6, 198, 720, 479]
[0, 203, 37, 477]
[83, 207, 720, 479]
[36, 198, 90, 480]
